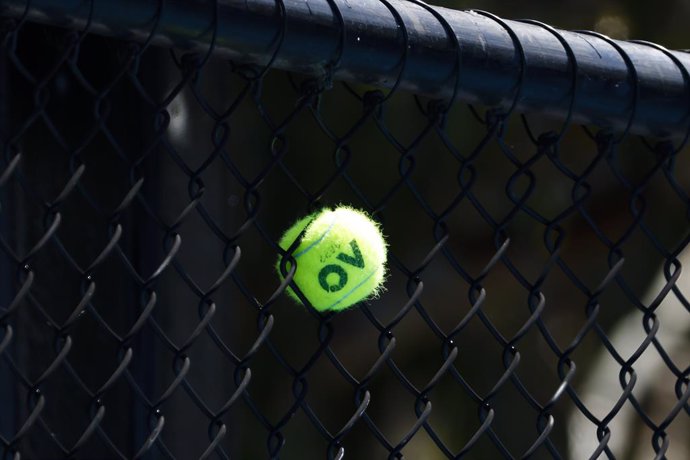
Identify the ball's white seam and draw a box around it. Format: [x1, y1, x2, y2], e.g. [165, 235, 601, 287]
[292, 211, 338, 259]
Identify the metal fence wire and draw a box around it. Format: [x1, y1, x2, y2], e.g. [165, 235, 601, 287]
[1, 0, 690, 459]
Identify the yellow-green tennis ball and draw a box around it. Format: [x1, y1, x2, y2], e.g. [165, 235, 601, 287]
[276, 206, 387, 312]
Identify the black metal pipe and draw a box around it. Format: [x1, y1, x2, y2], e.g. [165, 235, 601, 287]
[2, 0, 689, 138]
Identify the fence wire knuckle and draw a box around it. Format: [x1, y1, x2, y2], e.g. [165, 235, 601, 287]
[1, 0, 690, 459]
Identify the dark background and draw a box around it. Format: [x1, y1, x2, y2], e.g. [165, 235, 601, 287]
[1, 1, 689, 459]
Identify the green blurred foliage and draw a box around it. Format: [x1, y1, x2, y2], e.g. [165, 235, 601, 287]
[437, 0, 689, 48]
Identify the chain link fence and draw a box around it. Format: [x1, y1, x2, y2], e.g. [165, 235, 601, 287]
[1, 1, 689, 459]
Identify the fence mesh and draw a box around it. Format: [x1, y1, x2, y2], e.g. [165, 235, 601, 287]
[1, 3, 690, 460]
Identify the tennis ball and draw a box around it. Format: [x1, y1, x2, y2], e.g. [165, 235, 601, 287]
[276, 206, 387, 312]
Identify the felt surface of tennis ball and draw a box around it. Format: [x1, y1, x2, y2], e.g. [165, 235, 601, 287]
[277, 206, 387, 312]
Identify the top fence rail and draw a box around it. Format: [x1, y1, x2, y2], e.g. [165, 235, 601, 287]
[2, 0, 690, 139]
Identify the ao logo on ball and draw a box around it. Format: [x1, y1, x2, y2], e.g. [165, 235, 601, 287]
[318, 239, 364, 293]
[276, 206, 387, 312]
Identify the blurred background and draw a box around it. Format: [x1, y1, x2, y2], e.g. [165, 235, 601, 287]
[442, 0, 689, 48]
[1, 0, 689, 459]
